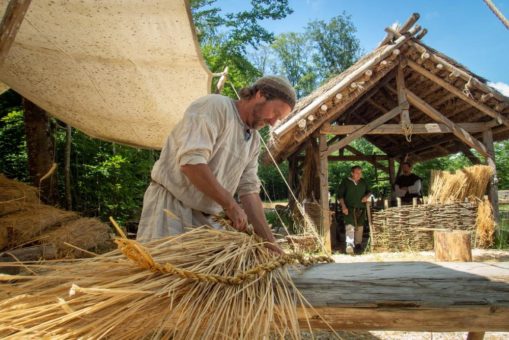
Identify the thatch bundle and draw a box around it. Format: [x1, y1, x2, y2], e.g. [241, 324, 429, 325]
[428, 165, 494, 204]
[35, 217, 113, 258]
[0, 227, 333, 339]
[0, 204, 77, 250]
[476, 198, 495, 248]
[0, 174, 39, 216]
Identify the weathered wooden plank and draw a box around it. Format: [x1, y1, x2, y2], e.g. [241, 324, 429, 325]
[321, 123, 490, 135]
[0, 0, 32, 66]
[406, 89, 490, 158]
[293, 262, 509, 331]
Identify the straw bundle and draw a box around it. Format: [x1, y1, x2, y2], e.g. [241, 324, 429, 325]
[0, 204, 77, 250]
[35, 217, 113, 258]
[476, 198, 495, 248]
[428, 165, 494, 204]
[0, 227, 333, 339]
[0, 174, 39, 216]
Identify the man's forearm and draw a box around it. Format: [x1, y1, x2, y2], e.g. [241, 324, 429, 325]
[180, 164, 235, 209]
[240, 193, 275, 243]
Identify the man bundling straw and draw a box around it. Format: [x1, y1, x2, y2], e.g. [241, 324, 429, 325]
[137, 76, 296, 254]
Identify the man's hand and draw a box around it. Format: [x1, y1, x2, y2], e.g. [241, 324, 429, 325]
[361, 195, 369, 203]
[224, 202, 248, 232]
[342, 206, 349, 215]
[265, 242, 285, 255]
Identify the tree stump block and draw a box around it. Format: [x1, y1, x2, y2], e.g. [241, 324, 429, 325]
[434, 230, 472, 262]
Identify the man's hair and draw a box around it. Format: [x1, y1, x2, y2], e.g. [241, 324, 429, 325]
[238, 76, 296, 109]
[402, 161, 412, 167]
[351, 165, 362, 173]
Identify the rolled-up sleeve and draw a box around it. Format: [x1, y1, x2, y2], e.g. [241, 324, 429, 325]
[237, 142, 261, 197]
[176, 112, 219, 166]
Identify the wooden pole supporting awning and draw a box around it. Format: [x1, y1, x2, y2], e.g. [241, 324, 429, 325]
[0, 0, 31, 66]
[293, 261, 509, 332]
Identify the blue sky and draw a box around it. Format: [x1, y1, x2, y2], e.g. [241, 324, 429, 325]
[213, 0, 509, 95]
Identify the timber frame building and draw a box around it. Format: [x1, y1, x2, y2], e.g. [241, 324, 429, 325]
[264, 14, 509, 252]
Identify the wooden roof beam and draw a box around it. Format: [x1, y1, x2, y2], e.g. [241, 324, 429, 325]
[406, 89, 489, 158]
[0, 0, 32, 66]
[407, 61, 509, 127]
[321, 122, 492, 135]
[326, 106, 402, 156]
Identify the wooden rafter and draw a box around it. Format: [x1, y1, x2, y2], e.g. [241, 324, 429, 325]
[406, 89, 489, 158]
[0, 0, 32, 66]
[327, 106, 402, 156]
[407, 60, 509, 128]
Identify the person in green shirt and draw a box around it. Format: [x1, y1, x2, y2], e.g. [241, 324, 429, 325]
[337, 165, 371, 255]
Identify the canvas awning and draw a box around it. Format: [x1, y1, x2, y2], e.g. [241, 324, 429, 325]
[0, 0, 211, 149]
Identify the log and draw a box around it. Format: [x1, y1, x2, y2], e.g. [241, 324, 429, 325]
[293, 261, 509, 331]
[434, 230, 472, 262]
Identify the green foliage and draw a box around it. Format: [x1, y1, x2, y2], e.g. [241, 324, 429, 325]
[269, 32, 317, 97]
[306, 13, 362, 82]
[191, 0, 293, 95]
[260, 13, 361, 98]
[0, 109, 29, 181]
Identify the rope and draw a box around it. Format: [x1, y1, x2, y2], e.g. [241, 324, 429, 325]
[114, 237, 333, 286]
[402, 121, 413, 142]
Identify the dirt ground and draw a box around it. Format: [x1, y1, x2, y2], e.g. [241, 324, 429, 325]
[332, 248, 509, 263]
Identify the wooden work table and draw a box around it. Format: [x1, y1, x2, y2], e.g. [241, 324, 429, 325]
[292, 261, 509, 332]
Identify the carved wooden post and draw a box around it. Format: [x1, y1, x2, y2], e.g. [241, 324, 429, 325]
[482, 129, 499, 223]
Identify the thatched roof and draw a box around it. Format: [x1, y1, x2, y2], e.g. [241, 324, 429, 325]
[264, 13, 509, 164]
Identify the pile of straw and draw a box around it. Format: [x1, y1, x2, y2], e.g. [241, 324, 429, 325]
[35, 217, 113, 258]
[0, 226, 333, 339]
[0, 174, 39, 216]
[476, 198, 495, 248]
[428, 165, 494, 204]
[0, 204, 77, 250]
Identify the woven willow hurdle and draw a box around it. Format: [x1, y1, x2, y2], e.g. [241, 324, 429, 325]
[371, 201, 478, 252]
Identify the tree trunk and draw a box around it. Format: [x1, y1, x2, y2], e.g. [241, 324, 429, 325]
[23, 98, 57, 204]
[64, 124, 72, 210]
[434, 230, 472, 262]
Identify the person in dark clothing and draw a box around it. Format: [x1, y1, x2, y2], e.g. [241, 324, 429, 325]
[394, 162, 422, 204]
[337, 165, 371, 255]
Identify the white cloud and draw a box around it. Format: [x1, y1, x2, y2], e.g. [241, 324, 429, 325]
[488, 81, 509, 97]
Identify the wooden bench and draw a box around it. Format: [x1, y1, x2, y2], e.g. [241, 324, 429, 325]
[292, 261, 509, 336]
